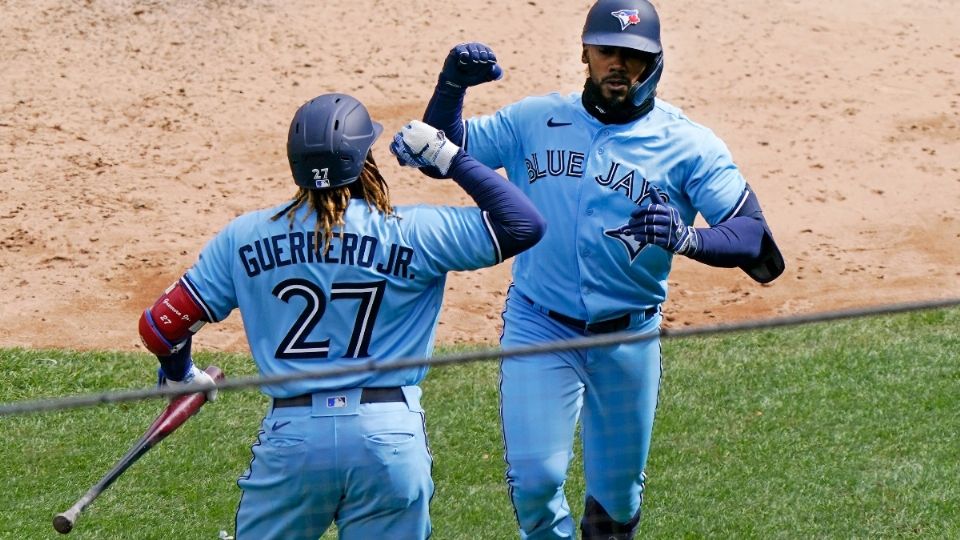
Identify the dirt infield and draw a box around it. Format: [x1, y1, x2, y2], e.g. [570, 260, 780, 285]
[1, 0, 957, 353]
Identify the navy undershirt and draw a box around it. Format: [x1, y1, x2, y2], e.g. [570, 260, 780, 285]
[446, 150, 545, 261]
[689, 216, 765, 267]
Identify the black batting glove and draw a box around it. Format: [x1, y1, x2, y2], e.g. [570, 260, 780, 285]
[439, 42, 504, 90]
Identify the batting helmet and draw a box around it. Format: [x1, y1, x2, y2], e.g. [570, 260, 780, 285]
[287, 93, 383, 190]
[582, 0, 663, 107]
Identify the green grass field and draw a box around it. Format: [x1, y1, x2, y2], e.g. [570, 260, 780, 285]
[2, 307, 958, 539]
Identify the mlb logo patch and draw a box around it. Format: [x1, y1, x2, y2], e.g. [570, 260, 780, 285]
[327, 396, 347, 408]
[315, 178, 330, 188]
[611, 9, 641, 30]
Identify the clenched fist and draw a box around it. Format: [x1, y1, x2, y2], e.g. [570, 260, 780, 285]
[440, 42, 504, 89]
[389, 120, 461, 176]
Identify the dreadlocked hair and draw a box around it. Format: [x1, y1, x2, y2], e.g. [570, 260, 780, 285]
[271, 152, 394, 252]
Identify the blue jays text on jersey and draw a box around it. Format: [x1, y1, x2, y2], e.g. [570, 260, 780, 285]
[525, 150, 658, 206]
[238, 230, 416, 280]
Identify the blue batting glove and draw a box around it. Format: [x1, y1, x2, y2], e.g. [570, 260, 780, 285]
[390, 132, 422, 167]
[439, 42, 504, 89]
[622, 189, 700, 256]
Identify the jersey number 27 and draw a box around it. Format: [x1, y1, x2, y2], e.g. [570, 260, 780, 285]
[272, 278, 386, 360]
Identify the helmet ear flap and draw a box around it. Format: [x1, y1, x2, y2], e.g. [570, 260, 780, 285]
[628, 52, 663, 107]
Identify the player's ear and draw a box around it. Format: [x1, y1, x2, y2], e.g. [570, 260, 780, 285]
[581, 46, 589, 64]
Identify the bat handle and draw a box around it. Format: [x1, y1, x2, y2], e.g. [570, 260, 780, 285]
[53, 499, 86, 534]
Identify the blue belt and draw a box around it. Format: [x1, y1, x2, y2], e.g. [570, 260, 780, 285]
[517, 292, 658, 334]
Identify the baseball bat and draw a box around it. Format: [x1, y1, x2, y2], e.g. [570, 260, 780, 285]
[52, 365, 224, 534]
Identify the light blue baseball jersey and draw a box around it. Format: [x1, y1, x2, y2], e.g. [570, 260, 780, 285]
[182, 199, 498, 397]
[465, 93, 745, 321]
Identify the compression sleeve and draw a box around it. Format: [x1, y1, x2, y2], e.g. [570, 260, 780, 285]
[688, 216, 765, 268]
[158, 336, 193, 381]
[423, 80, 466, 146]
[446, 150, 545, 260]
[686, 186, 783, 278]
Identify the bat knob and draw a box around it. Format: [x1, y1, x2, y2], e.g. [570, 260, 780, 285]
[53, 513, 75, 534]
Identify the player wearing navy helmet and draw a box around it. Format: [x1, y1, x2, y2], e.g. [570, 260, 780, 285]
[418, 1, 783, 538]
[137, 93, 544, 539]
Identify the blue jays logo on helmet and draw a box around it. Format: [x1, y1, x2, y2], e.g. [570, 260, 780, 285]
[583, 1, 661, 54]
[611, 9, 641, 30]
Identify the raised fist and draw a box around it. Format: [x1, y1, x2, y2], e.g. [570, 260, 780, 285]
[440, 42, 504, 89]
[390, 120, 461, 176]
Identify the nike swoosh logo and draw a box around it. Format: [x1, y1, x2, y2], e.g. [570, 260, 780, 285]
[547, 118, 572, 127]
[272, 420, 291, 431]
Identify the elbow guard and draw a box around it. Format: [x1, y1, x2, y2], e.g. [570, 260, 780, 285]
[729, 186, 785, 283]
[138, 279, 209, 356]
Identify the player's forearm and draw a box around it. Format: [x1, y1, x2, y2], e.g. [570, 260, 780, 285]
[687, 216, 765, 267]
[156, 337, 194, 381]
[423, 80, 466, 146]
[447, 151, 546, 259]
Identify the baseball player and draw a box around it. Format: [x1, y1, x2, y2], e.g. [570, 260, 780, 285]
[416, 1, 784, 538]
[136, 93, 544, 539]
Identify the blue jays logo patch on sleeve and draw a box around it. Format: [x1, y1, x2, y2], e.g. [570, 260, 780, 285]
[611, 9, 641, 30]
